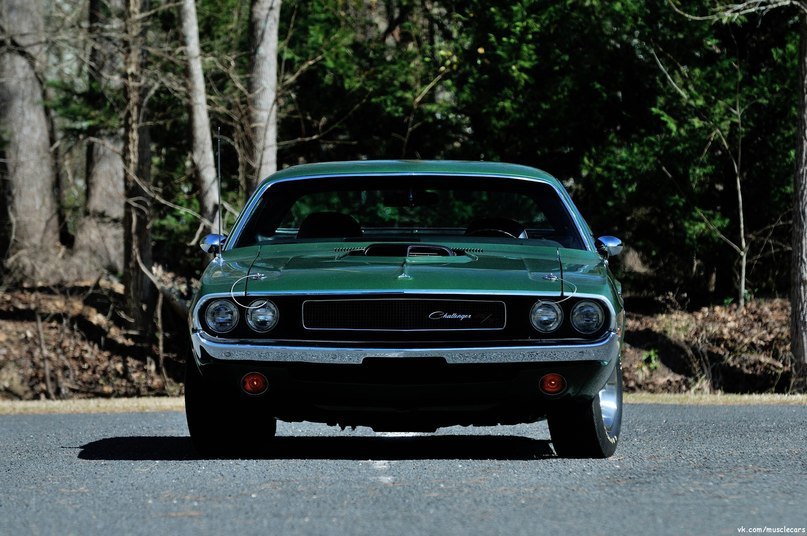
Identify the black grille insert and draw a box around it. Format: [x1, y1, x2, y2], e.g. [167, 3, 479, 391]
[303, 298, 506, 331]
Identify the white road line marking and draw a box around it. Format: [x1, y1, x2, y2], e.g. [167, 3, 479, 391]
[362, 455, 396, 485]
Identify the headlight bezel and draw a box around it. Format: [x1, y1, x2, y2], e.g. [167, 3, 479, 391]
[529, 300, 564, 333]
[245, 299, 280, 333]
[204, 299, 240, 334]
[570, 300, 605, 335]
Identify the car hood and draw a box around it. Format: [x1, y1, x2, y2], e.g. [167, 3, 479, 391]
[206, 243, 613, 297]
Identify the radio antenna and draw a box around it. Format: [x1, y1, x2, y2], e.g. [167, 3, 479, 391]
[216, 126, 223, 255]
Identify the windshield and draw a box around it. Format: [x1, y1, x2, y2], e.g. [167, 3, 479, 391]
[233, 175, 585, 250]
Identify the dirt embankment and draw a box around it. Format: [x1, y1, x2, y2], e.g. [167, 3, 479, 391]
[0, 283, 184, 400]
[622, 298, 805, 394]
[0, 285, 804, 400]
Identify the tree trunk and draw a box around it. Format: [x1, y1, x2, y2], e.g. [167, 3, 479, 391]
[70, 0, 126, 278]
[180, 0, 220, 233]
[248, 0, 282, 192]
[122, 0, 154, 335]
[793, 14, 807, 364]
[0, 0, 61, 284]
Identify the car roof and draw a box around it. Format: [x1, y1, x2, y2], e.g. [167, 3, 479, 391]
[258, 160, 562, 189]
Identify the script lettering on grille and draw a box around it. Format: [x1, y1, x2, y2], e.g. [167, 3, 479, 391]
[428, 311, 474, 321]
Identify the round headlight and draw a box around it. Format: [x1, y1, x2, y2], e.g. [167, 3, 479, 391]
[530, 301, 563, 333]
[246, 300, 279, 332]
[571, 300, 605, 334]
[205, 299, 239, 333]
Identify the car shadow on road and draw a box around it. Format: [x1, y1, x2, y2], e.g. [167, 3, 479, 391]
[77, 435, 555, 461]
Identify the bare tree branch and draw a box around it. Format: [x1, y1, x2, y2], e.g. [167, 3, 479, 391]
[668, 0, 807, 20]
[661, 166, 744, 256]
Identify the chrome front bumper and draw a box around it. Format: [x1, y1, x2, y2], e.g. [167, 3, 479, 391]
[191, 330, 621, 366]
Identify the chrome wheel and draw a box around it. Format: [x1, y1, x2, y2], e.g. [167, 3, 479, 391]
[598, 362, 620, 433]
[548, 358, 623, 458]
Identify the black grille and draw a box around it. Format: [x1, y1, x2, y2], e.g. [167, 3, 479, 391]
[302, 299, 506, 331]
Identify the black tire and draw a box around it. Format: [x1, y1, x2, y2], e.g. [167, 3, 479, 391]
[184, 359, 277, 456]
[547, 359, 623, 458]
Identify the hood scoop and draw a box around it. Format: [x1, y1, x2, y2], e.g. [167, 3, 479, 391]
[344, 243, 460, 257]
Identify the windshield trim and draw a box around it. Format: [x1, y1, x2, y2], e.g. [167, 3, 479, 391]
[225, 173, 593, 253]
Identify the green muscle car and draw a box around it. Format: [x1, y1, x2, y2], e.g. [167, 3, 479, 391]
[186, 160, 625, 458]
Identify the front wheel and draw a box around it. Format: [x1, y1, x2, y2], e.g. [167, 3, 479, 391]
[547, 360, 623, 458]
[184, 359, 277, 456]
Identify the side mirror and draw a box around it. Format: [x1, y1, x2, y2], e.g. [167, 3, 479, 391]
[200, 233, 227, 254]
[596, 236, 623, 258]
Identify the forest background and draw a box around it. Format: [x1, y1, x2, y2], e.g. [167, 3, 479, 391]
[1, 0, 806, 399]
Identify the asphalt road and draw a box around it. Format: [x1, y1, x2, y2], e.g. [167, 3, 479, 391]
[1, 404, 806, 536]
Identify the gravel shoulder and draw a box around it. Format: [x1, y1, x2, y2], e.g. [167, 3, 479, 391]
[0, 396, 185, 415]
[1, 392, 805, 415]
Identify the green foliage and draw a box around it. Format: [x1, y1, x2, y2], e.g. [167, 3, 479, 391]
[277, 0, 463, 159]
[38, 0, 801, 299]
[642, 348, 660, 372]
[46, 80, 123, 135]
[566, 1, 797, 300]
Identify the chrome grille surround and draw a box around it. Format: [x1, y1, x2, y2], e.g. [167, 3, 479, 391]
[302, 298, 507, 331]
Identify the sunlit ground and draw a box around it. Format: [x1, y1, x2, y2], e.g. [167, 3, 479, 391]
[1, 392, 806, 415]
